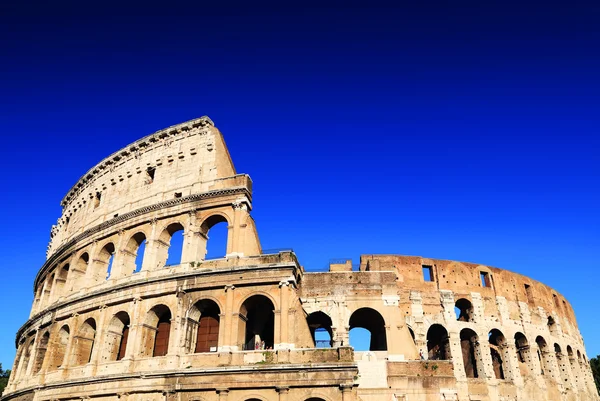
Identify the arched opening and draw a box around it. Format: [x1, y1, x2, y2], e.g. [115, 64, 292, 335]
[427, 324, 451, 360]
[536, 336, 552, 377]
[161, 223, 185, 267]
[48, 325, 69, 371]
[71, 253, 89, 290]
[555, 343, 571, 386]
[201, 215, 229, 259]
[306, 399, 327, 401]
[186, 299, 221, 353]
[239, 295, 275, 350]
[306, 311, 333, 348]
[547, 316, 558, 335]
[514, 332, 531, 376]
[55, 264, 69, 297]
[141, 305, 172, 357]
[125, 232, 146, 274]
[349, 307, 387, 351]
[102, 243, 116, 279]
[567, 345, 579, 385]
[32, 331, 50, 374]
[488, 329, 506, 380]
[17, 338, 35, 379]
[460, 328, 480, 378]
[43, 274, 55, 304]
[408, 326, 416, 344]
[103, 312, 130, 362]
[72, 318, 96, 366]
[455, 298, 473, 322]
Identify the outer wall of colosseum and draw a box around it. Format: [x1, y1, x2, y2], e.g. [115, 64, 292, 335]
[2, 117, 598, 401]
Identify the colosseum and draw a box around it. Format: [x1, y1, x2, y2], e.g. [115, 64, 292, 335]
[2, 116, 597, 401]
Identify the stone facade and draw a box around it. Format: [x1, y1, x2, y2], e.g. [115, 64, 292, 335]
[2, 117, 597, 401]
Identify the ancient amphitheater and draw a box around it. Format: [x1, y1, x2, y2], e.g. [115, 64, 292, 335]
[3, 117, 597, 401]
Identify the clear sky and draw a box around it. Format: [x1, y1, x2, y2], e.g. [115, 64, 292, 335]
[0, 1, 599, 368]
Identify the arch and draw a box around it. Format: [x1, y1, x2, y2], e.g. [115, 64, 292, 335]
[160, 222, 185, 267]
[547, 315, 558, 335]
[200, 214, 229, 259]
[349, 307, 387, 351]
[460, 328, 481, 378]
[514, 332, 531, 376]
[306, 399, 328, 401]
[55, 263, 70, 297]
[536, 335, 552, 376]
[71, 252, 89, 290]
[125, 232, 147, 274]
[408, 325, 416, 344]
[186, 299, 221, 353]
[17, 336, 35, 379]
[239, 295, 275, 350]
[72, 318, 96, 366]
[48, 325, 70, 370]
[488, 329, 506, 379]
[99, 242, 116, 280]
[43, 273, 55, 304]
[307, 311, 333, 348]
[103, 312, 130, 362]
[140, 304, 172, 357]
[426, 324, 451, 360]
[455, 298, 473, 322]
[32, 331, 50, 374]
[554, 342, 571, 385]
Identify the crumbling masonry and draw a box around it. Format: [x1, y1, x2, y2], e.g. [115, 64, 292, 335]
[3, 117, 597, 401]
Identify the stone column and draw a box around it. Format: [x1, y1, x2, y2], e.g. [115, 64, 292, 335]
[109, 230, 128, 279]
[221, 285, 235, 351]
[88, 305, 109, 375]
[168, 289, 186, 356]
[448, 330, 466, 379]
[181, 212, 197, 264]
[277, 281, 290, 349]
[503, 342, 523, 385]
[126, 298, 144, 360]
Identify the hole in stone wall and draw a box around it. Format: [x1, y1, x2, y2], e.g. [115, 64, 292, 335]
[480, 271, 491, 287]
[525, 284, 534, 303]
[422, 265, 434, 282]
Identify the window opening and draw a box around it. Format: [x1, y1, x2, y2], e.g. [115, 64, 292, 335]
[307, 311, 333, 348]
[455, 298, 473, 322]
[348, 307, 387, 351]
[94, 192, 101, 209]
[146, 167, 156, 183]
[480, 271, 491, 287]
[525, 284, 534, 303]
[422, 265, 434, 282]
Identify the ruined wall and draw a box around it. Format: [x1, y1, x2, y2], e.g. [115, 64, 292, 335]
[3, 117, 597, 401]
[300, 255, 598, 401]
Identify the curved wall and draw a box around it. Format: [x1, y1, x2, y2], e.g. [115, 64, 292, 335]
[3, 117, 597, 401]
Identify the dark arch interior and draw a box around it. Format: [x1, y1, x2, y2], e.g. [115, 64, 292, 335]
[460, 328, 479, 378]
[455, 298, 473, 322]
[307, 311, 333, 347]
[349, 307, 387, 351]
[427, 324, 451, 360]
[241, 295, 274, 350]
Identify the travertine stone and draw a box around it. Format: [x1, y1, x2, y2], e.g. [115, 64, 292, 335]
[3, 117, 597, 401]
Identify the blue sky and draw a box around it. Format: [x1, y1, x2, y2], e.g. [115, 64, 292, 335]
[0, 1, 599, 368]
